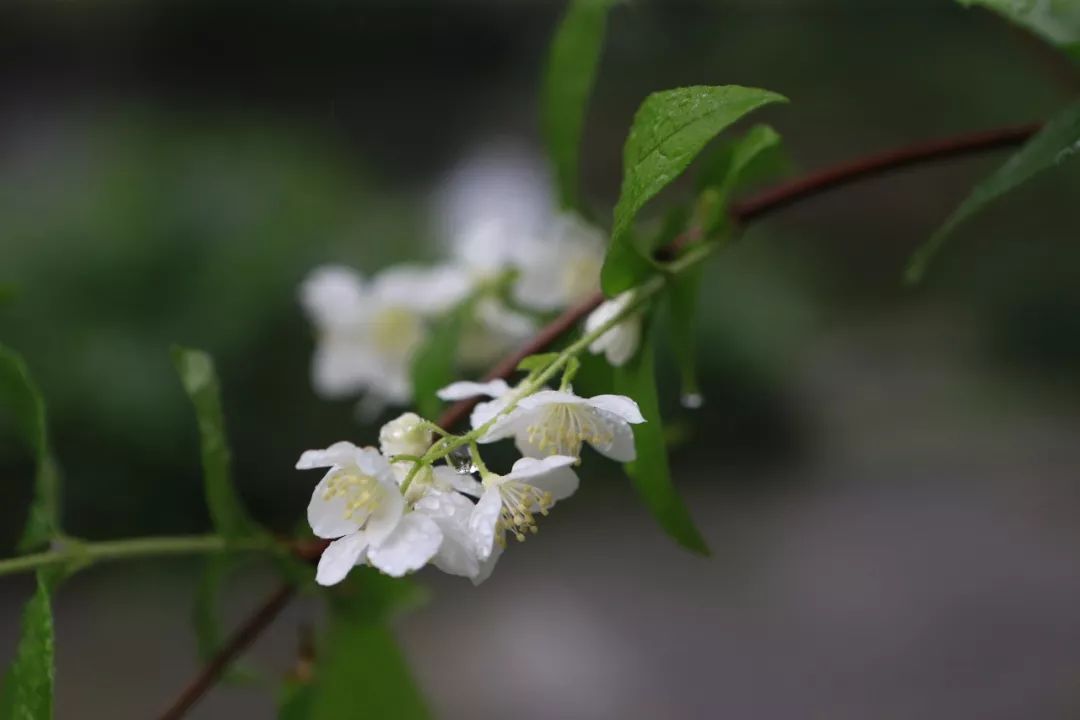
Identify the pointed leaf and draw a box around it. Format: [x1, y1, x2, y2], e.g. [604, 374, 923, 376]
[959, 0, 1080, 60]
[667, 264, 705, 404]
[601, 85, 787, 295]
[516, 352, 560, 373]
[906, 101, 1080, 284]
[0, 344, 61, 551]
[172, 346, 260, 540]
[542, 0, 617, 209]
[0, 573, 55, 720]
[695, 124, 784, 235]
[613, 327, 709, 554]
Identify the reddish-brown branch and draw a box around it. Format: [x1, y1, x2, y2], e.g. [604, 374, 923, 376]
[156, 120, 1039, 719]
[157, 584, 296, 720]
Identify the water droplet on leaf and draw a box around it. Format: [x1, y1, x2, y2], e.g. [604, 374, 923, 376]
[447, 446, 477, 475]
[680, 392, 704, 409]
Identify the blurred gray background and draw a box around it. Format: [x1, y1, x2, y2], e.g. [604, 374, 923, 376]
[2, 0, 1080, 717]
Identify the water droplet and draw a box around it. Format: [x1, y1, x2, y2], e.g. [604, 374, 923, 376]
[680, 392, 704, 409]
[447, 446, 477, 475]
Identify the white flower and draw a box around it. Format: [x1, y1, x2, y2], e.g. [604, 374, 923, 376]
[584, 291, 642, 367]
[482, 390, 645, 462]
[467, 456, 579, 559]
[412, 489, 485, 580]
[379, 412, 432, 458]
[513, 213, 606, 312]
[435, 142, 551, 282]
[458, 298, 537, 369]
[300, 263, 471, 406]
[436, 379, 513, 428]
[299, 442, 442, 585]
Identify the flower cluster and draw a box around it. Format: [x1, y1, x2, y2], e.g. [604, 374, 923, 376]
[299, 148, 612, 413]
[299, 382, 644, 585]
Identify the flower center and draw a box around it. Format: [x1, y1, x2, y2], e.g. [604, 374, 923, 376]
[495, 480, 554, 545]
[371, 306, 424, 358]
[323, 468, 383, 520]
[526, 404, 613, 457]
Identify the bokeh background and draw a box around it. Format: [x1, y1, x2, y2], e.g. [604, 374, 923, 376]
[3, 0, 1080, 717]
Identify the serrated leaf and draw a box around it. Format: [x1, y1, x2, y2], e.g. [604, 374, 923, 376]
[308, 571, 428, 720]
[542, 0, 617, 209]
[412, 302, 471, 420]
[613, 327, 709, 555]
[172, 346, 260, 540]
[601, 85, 787, 295]
[906, 100, 1080, 284]
[0, 344, 61, 551]
[0, 573, 55, 720]
[960, 0, 1080, 60]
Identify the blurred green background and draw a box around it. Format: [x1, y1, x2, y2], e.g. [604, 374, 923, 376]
[2, 0, 1080, 717]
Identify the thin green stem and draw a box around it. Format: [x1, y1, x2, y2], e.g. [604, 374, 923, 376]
[0, 534, 274, 579]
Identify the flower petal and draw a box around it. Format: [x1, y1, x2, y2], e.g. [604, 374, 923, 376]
[517, 389, 587, 410]
[471, 539, 504, 585]
[363, 485, 406, 547]
[436, 379, 511, 401]
[587, 394, 645, 424]
[366, 513, 443, 577]
[307, 474, 363, 539]
[468, 487, 503, 561]
[316, 532, 369, 586]
[416, 492, 482, 579]
[300, 265, 367, 328]
[433, 465, 483, 496]
[478, 404, 530, 443]
[296, 440, 363, 470]
[508, 456, 579, 502]
[589, 410, 637, 463]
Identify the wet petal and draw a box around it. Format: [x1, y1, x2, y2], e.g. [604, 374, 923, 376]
[367, 513, 443, 577]
[316, 532, 369, 586]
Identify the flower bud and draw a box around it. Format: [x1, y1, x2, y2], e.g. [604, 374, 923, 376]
[379, 412, 432, 458]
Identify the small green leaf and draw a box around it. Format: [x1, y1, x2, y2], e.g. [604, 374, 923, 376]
[0, 285, 16, 307]
[0, 344, 61, 551]
[542, 0, 617, 209]
[613, 327, 709, 555]
[278, 677, 315, 720]
[172, 346, 260, 540]
[601, 85, 787, 295]
[695, 124, 784, 235]
[906, 100, 1080, 284]
[959, 0, 1080, 60]
[517, 352, 561, 373]
[412, 302, 471, 420]
[308, 571, 428, 720]
[0, 573, 56, 720]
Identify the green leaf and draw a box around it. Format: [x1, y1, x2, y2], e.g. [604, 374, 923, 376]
[0, 285, 15, 307]
[278, 678, 315, 720]
[172, 346, 260, 540]
[193, 555, 261, 685]
[0, 344, 61, 551]
[542, 0, 617, 209]
[959, 0, 1080, 60]
[601, 85, 787, 295]
[613, 327, 709, 555]
[667, 264, 704, 403]
[0, 573, 56, 720]
[696, 123, 786, 196]
[308, 571, 428, 720]
[906, 100, 1080, 284]
[412, 302, 470, 420]
[516, 352, 561, 373]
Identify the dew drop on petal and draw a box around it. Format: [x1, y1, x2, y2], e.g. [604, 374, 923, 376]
[680, 392, 704, 409]
[447, 446, 478, 475]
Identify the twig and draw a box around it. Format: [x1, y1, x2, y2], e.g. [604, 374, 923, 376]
[155, 120, 1039, 719]
[158, 584, 296, 720]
